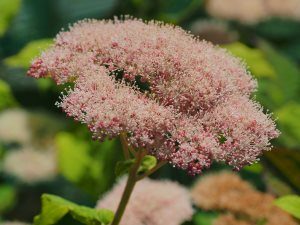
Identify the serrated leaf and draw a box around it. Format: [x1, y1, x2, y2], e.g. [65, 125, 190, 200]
[71, 206, 114, 225]
[115, 159, 136, 177]
[0, 0, 21, 36]
[0, 185, 17, 213]
[34, 194, 114, 225]
[138, 155, 157, 174]
[275, 195, 300, 219]
[34, 196, 70, 225]
[4, 39, 52, 68]
[224, 42, 276, 78]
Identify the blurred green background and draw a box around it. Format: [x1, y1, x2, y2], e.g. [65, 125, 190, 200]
[0, 0, 300, 224]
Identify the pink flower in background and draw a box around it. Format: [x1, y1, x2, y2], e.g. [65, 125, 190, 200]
[213, 214, 252, 225]
[2, 147, 57, 183]
[27, 18, 279, 175]
[96, 177, 193, 225]
[205, 0, 267, 24]
[191, 172, 297, 225]
[265, 0, 300, 20]
[205, 0, 300, 23]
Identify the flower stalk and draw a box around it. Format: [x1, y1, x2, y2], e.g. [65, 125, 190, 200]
[111, 148, 144, 225]
[112, 134, 167, 225]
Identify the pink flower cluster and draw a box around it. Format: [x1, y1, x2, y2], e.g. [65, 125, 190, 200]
[27, 18, 279, 175]
[96, 177, 193, 225]
[206, 0, 300, 24]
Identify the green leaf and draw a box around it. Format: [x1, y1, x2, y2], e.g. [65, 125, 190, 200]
[56, 0, 118, 24]
[223, 42, 276, 78]
[4, 39, 53, 68]
[255, 19, 300, 41]
[275, 103, 300, 148]
[193, 211, 218, 225]
[281, 40, 300, 63]
[138, 155, 157, 174]
[115, 159, 136, 177]
[71, 206, 114, 225]
[56, 132, 91, 183]
[115, 155, 157, 177]
[37, 79, 54, 91]
[34, 194, 114, 225]
[259, 41, 300, 104]
[0, 80, 17, 111]
[55, 131, 122, 195]
[0, 0, 21, 36]
[256, 79, 285, 109]
[274, 195, 300, 219]
[0, 185, 17, 213]
[158, 0, 204, 24]
[243, 163, 263, 174]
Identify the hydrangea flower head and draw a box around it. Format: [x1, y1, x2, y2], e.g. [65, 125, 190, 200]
[206, 0, 267, 24]
[3, 147, 57, 183]
[0, 109, 31, 144]
[206, 0, 300, 23]
[213, 214, 252, 225]
[27, 17, 279, 175]
[96, 177, 193, 225]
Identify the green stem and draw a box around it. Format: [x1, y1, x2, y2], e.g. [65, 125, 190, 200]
[136, 160, 167, 181]
[111, 151, 144, 225]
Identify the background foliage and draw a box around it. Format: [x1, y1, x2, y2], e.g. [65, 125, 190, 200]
[0, 0, 300, 224]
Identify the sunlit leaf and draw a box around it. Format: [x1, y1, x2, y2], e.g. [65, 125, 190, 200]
[55, 132, 91, 183]
[0, 185, 17, 214]
[4, 39, 52, 68]
[34, 194, 114, 225]
[0, 79, 17, 111]
[243, 163, 263, 174]
[224, 42, 276, 78]
[256, 79, 285, 109]
[138, 155, 157, 174]
[275, 103, 300, 148]
[55, 131, 122, 195]
[193, 211, 218, 225]
[0, 0, 21, 36]
[259, 41, 300, 104]
[275, 195, 300, 219]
